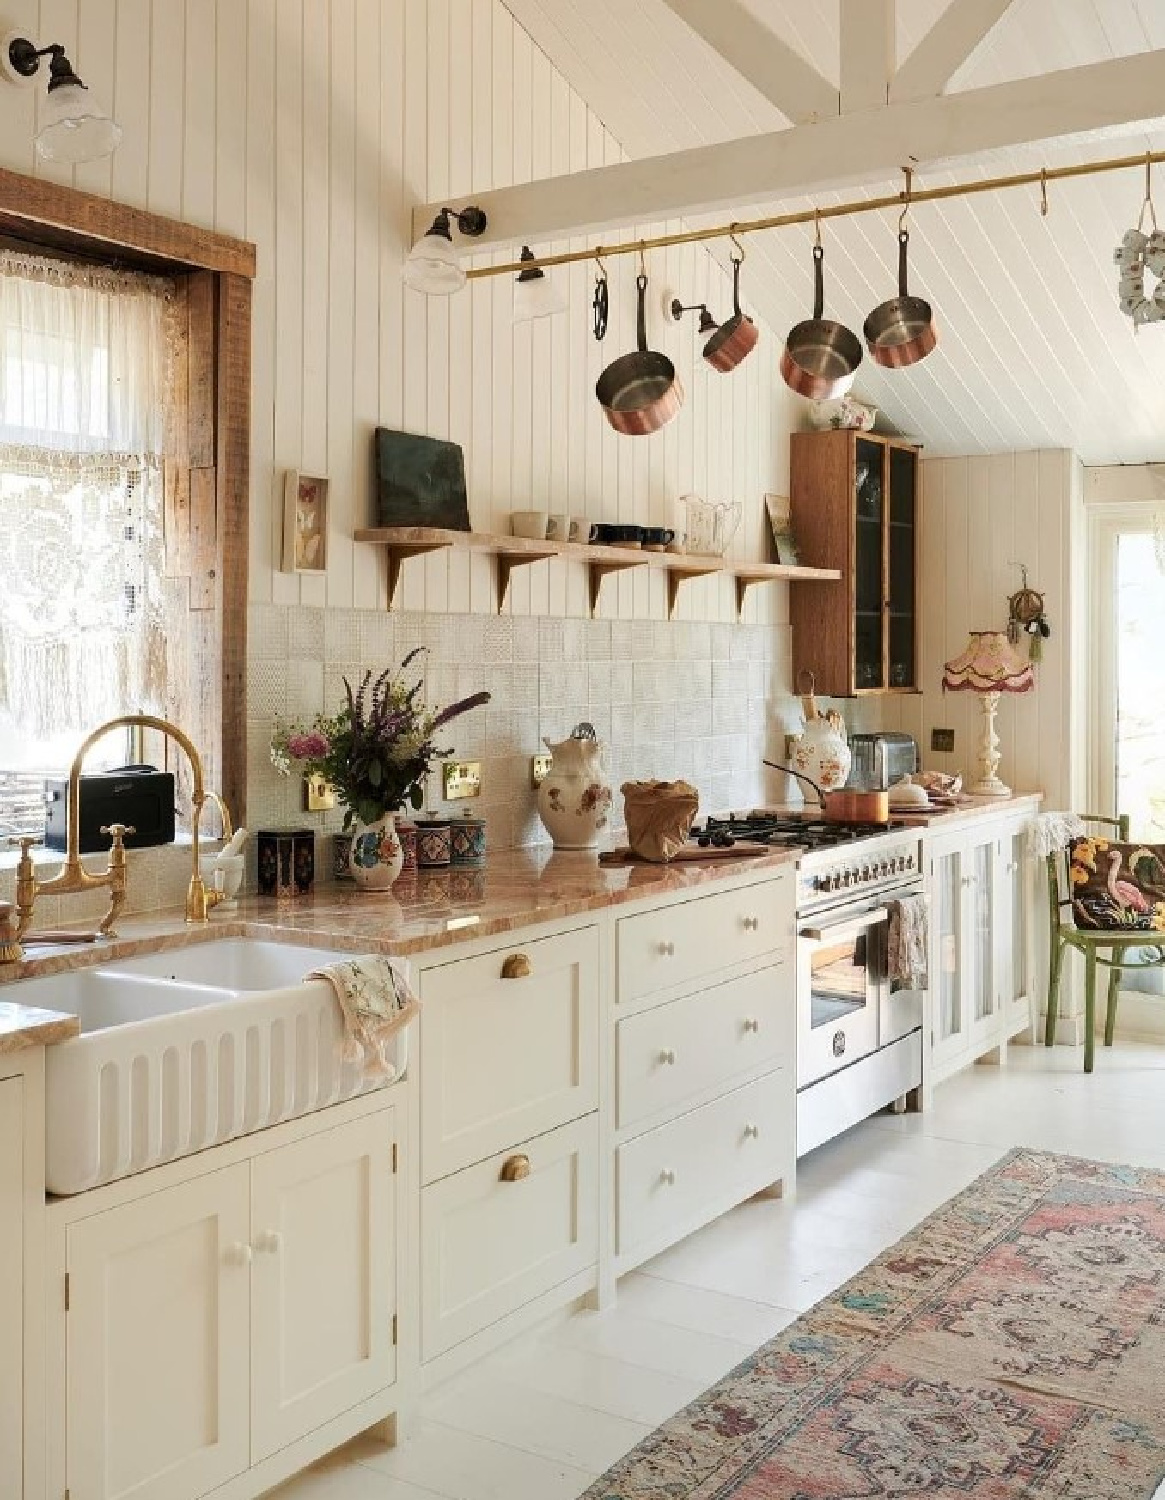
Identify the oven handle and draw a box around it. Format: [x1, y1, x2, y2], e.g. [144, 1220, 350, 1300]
[800, 906, 888, 944]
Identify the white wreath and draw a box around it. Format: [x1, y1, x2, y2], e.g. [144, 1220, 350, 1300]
[1114, 225, 1165, 326]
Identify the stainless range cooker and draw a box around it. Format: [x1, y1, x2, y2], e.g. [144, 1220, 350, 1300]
[695, 814, 927, 1155]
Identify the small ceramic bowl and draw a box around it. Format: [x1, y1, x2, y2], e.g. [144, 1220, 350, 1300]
[200, 853, 245, 906]
[511, 510, 550, 539]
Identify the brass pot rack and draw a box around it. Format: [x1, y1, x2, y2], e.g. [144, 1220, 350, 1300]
[465, 147, 1165, 281]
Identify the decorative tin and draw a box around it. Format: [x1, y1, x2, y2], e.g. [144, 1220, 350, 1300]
[415, 818, 452, 868]
[331, 832, 354, 880]
[257, 829, 315, 898]
[396, 818, 419, 872]
[451, 813, 487, 866]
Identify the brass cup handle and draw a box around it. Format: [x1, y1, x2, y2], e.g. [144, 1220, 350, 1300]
[501, 953, 532, 980]
[499, 1153, 531, 1182]
[659, 1168, 676, 1186]
[658, 940, 675, 957]
[743, 1123, 760, 1140]
[8, 836, 38, 851]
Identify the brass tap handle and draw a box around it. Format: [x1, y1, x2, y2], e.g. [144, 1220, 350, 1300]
[0, 901, 24, 965]
[97, 825, 134, 938]
[8, 837, 38, 940]
[100, 823, 137, 844]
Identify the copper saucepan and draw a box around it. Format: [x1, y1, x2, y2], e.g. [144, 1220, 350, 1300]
[863, 228, 937, 369]
[779, 241, 862, 401]
[702, 251, 758, 373]
[596, 272, 684, 436]
[763, 760, 890, 825]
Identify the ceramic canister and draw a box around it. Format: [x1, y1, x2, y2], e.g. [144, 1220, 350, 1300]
[451, 814, 487, 866]
[332, 832, 354, 880]
[396, 819, 419, 872]
[257, 829, 315, 898]
[415, 817, 452, 867]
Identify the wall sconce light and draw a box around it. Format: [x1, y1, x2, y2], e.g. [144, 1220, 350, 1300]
[403, 205, 488, 295]
[512, 246, 567, 322]
[0, 33, 122, 164]
[669, 298, 720, 335]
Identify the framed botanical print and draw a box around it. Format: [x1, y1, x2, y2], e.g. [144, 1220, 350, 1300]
[282, 471, 328, 574]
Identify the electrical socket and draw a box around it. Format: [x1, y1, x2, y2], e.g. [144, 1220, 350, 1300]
[304, 774, 336, 812]
[442, 761, 482, 800]
[531, 753, 553, 788]
[931, 728, 955, 753]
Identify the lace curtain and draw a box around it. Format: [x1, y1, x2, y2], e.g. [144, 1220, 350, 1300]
[0, 250, 178, 738]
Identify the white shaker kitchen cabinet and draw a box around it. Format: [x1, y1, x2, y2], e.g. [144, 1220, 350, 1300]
[0, 1076, 23, 1500]
[251, 1110, 397, 1463]
[65, 1164, 252, 1500]
[966, 833, 1001, 1053]
[929, 833, 971, 1075]
[998, 823, 1035, 1036]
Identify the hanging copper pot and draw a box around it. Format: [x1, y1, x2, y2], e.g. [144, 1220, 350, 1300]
[780, 237, 862, 400]
[702, 245, 759, 373]
[863, 228, 937, 369]
[596, 271, 684, 436]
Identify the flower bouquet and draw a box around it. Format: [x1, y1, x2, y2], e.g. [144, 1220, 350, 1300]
[271, 649, 489, 889]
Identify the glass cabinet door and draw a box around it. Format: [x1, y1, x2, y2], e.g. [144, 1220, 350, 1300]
[854, 438, 885, 690]
[887, 446, 917, 689]
[934, 850, 961, 1046]
[1003, 830, 1029, 1015]
[970, 840, 996, 1030]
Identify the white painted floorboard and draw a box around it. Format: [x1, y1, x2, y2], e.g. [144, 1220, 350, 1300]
[269, 1042, 1165, 1500]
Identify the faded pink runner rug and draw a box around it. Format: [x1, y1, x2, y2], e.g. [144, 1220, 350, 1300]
[586, 1149, 1165, 1498]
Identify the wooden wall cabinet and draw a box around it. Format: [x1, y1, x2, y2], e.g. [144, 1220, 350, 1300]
[790, 430, 920, 698]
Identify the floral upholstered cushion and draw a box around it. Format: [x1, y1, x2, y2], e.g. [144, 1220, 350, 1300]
[1069, 837, 1165, 931]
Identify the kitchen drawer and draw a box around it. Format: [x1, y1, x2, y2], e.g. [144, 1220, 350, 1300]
[421, 1114, 598, 1361]
[616, 875, 792, 1006]
[616, 1072, 792, 1256]
[420, 926, 599, 1185]
[616, 959, 794, 1132]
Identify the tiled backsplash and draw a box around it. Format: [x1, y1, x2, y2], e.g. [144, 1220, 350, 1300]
[248, 605, 799, 850]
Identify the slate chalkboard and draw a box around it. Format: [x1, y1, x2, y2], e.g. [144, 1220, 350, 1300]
[374, 427, 470, 531]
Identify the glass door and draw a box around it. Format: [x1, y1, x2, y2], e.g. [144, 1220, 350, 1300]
[969, 838, 996, 1041]
[1114, 532, 1165, 837]
[887, 446, 917, 690]
[932, 846, 963, 1054]
[854, 438, 885, 690]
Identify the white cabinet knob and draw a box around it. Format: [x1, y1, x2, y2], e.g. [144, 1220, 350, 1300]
[254, 1230, 283, 1255]
[743, 1017, 760, 1033]
[658, 940, 675, 957]
[658, 1048, 677, 1066]
[659, 1168, 676, 1186]
[743, 1123, 760, 1140]
[225, 1242, 253, 1267]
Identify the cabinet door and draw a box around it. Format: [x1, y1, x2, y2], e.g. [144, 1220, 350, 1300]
[930, 843, 969, 1070]
[67, 1165, 251, 1500]
[251, 1109, 396, 1462]
[853, 436, 886, 691]
[967, 835, 999, 1048]
[998, 827, 1032, 1032]
[887, 446, 917, 690]
[0, 1078, 22, 1500]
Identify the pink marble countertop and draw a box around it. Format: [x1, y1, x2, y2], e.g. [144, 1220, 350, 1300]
[0, 1001, 79, 1055]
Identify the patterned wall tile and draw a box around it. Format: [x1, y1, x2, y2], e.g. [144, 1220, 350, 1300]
[289, 607, 325, 661]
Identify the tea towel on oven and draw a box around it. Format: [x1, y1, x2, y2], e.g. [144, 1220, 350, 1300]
[307, 954, 419, 1078]
[887, 895, 928, 991]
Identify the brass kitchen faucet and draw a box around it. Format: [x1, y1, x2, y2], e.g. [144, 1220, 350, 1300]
[11, 714, 233, 941]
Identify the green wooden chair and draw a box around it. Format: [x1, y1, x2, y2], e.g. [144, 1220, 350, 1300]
[1044, 813, 1165, 1071]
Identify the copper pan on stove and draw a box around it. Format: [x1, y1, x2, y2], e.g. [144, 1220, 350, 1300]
[763, 760, 890, 824]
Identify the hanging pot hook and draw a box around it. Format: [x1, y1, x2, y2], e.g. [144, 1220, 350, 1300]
[898, 166, 913, 235]
[638, 241, 647, 279]
[728, 226, 745, 265]
[1140, 150, 1158, 234]
[1039, 167, 1049, 218]
[813, 210, 822, 249]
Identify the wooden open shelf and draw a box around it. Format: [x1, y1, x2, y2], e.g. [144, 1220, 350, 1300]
[354, 527, 841, 618]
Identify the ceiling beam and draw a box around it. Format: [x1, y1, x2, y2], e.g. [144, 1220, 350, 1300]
[840, 0, 894, 113]
[417, 49, 1165, 252]
[891, 0, 1015, 103]
[658, 0, 838, 124]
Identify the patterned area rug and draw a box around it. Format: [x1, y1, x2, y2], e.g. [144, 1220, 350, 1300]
[586, 1149, 1165, 1498]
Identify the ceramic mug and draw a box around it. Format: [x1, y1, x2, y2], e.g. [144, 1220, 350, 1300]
[546, 513, 571, 542]
[511, 510, 550, 539]
[568, 517, 590, 543]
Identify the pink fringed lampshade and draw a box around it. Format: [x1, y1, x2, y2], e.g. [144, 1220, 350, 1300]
[942, 631, 1035, 694]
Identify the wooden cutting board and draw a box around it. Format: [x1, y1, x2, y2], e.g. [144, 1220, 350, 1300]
[599, 843, 774, 867]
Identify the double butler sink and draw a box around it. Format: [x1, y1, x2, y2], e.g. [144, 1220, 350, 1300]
[17, 938, 409, 1195]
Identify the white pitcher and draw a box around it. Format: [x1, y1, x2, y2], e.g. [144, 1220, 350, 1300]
[537, 724, 613, 850]
[789, 674, 851, 802]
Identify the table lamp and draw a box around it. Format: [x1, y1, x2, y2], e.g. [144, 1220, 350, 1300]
[941, 630, 1035, 797]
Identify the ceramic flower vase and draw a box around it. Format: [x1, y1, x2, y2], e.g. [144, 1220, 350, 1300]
[537, 726, 613, 850]
[348, 811, 405, 891]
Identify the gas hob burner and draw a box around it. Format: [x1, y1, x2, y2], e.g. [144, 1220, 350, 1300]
[695, 811, 907, 851]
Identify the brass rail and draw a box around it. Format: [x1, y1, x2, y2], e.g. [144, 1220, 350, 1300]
[465, 147, 1165, 279]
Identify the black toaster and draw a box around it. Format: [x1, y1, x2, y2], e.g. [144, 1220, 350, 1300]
[44, 765, 176, 853]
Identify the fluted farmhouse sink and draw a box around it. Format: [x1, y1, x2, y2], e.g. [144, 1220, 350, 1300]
[17, 939, 409, 1195]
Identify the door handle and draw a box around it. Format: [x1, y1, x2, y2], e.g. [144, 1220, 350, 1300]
[801, 907, 888, 943]
[254, 1230, 283, 1255]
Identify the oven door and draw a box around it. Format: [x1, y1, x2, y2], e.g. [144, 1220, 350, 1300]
[797, 903, 886, 1087]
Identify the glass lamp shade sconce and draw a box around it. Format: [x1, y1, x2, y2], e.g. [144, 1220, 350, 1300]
[513, 246, 567, 321]
[403, 204, 488, 295]
[0, 33, 122, 163]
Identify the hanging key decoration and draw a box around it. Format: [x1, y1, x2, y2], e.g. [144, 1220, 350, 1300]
[1007, 565, 1050, 663]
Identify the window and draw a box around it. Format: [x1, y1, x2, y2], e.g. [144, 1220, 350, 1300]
[0, 250, 181, 835]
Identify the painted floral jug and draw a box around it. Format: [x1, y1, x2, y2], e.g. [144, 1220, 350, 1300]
[537, 723, 613, 850]
[789, 673, 851, 800]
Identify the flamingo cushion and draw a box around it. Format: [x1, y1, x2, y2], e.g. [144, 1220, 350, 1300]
[1068, 837, 1165, 931]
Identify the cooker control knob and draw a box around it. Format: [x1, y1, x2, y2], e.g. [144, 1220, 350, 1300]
[905, 853, 915, 869]
[861, 865, 872, 880]
[829, 874, 843, 891]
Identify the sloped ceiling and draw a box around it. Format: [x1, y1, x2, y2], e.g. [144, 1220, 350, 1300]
[500, 0, 1165, 462]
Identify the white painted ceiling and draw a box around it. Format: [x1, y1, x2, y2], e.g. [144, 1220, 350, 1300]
[500, 0, 1165, 462]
